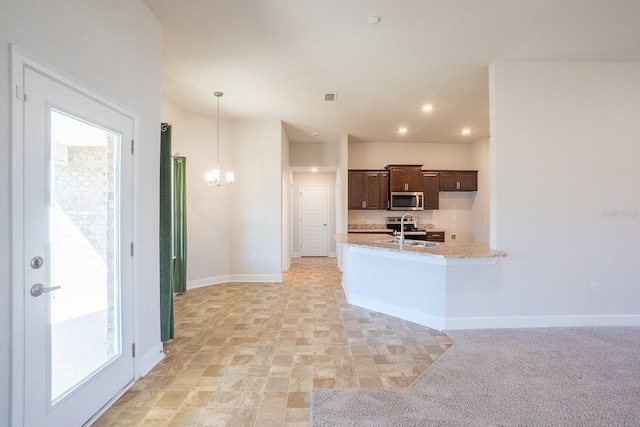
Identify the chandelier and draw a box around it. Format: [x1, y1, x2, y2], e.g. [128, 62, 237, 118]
[205, 91, 234, 186]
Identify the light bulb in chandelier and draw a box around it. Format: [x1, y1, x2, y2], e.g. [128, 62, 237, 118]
[204, 168, 220, 186]
[204, 167, 234, 186]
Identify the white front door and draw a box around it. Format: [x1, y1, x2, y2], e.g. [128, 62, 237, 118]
[300, 184, 329, 256]
[17, 60, 135, 426]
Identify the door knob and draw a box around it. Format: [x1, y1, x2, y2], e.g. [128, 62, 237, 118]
[30, 283, 61, 297]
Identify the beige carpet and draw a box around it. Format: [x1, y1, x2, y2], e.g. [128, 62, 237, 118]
[311, 327, 640, 426]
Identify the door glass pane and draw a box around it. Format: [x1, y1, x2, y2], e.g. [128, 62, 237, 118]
[49, 109, 121, 403]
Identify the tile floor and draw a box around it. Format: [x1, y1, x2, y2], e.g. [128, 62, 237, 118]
[94, 257, 452, 426]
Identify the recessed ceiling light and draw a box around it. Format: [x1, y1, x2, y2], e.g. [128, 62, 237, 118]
[310, 167, 318, 173]
[398, 127, 408, 134]
[461, 128, 471, 135]
[422, 105, 433, 112]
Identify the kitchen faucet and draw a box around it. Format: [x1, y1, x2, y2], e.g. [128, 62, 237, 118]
[399, 213, 417, 249]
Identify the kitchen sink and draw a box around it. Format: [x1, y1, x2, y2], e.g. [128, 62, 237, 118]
[375, 239, 439, 247]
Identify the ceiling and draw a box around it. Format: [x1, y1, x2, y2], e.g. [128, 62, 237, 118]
[144, 0, 640, 145]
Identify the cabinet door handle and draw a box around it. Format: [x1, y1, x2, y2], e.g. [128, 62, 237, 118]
[456, 182, 460, 190]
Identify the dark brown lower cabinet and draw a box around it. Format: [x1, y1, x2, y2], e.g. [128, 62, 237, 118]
[426, 231, 445, 242]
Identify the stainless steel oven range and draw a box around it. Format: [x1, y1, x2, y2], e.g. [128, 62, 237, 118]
[386, 216, 427, 240]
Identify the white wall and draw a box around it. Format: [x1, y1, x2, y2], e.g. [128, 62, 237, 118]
[347, 141, 487, 242]
[336, 135, 350, 269]
[281, 124, 292, 270]
[290, 141, 339, 167]
[161, 97, 234, 287]
[161, 102, 285, 284]
[231, 120, 283, 281]
[348, 141, 475, 170]
[0, 1, 162, 424]
[292, 173, 337, 256]
[486, 61, 640, 326]
[470, 137, 490, 242]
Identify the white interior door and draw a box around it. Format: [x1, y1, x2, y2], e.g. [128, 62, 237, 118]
[300, 184, 329, 256]
[19, 64, 135, 426]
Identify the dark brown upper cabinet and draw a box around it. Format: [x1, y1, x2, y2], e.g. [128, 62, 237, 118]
[422, 171, 440, 209]
[386, 165, 423, 192]
[439, 170, 478, 191]
[348, 170, 389, 210]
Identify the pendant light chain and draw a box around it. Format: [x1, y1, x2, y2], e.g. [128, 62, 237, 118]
[215, 91, 222, 171]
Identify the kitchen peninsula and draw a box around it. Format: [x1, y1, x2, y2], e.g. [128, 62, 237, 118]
[336, 233, 506, 331]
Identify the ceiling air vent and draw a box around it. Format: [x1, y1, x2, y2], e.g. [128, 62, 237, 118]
[324, 93, 337, 101]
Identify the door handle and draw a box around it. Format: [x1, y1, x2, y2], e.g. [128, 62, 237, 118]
[30, 283, 61, 297]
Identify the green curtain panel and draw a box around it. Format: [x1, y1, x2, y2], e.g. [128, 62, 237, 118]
[173, 157, 187, 294]
[159, 123, 174, 341]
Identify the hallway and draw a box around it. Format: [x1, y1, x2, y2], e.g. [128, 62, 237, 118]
[94, 257, 451, 426]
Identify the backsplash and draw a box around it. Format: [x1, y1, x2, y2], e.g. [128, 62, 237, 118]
[348, 211, 436, 230]
[347, 224, 389, 230]
[348, 223, 436, 230]
[347, 205, 482, 242]
[348, 210, 436, 225]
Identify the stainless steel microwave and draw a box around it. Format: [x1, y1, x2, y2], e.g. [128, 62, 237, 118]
[389, 192, 424, 211]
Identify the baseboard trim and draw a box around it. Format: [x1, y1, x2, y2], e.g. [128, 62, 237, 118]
[342, 280, 640, 331]
[346, 293, 446, 330]
[444, 314, 640, 330]
[341, 279, 350, 300]
[188, 273, 284, 288]
[137, 341, 165, 378]
[230, 273, 283, 283]
[187, 275, 231, 289]
[291, 252, 337, 258]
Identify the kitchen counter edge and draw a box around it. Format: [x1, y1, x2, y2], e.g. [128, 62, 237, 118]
[335, 233, 506, 259]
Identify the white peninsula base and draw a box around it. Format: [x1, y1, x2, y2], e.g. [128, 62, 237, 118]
[340, 242, 505, 331]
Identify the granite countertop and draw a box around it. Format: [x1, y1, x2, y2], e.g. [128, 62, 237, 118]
[335, 233, 507, 259]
